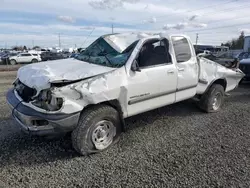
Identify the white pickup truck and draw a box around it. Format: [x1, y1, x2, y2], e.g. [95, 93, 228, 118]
[6, 32, 244, 155]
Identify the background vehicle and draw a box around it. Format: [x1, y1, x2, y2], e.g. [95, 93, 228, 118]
[40, 52, 65, 61]
[194, 44, 229, 57]
[199, 53, 238, 67]
[6, 33, 244, 156]
[70, 53, 79, 58]
[239, 58, 250, 81]
[9, 52, 41, 65]
[235, 52, 250, 61]
[0, 52, 7, 64]
[62, 51, 71, 58]
[0, 52, 18, 64]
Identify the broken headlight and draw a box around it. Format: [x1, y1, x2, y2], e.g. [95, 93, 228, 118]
[32, 90, 63, 111]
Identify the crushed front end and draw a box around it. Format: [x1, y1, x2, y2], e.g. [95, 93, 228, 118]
[6, 79, 80, 136]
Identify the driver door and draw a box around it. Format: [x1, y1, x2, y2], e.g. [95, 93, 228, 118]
[126, 38, 178, 117]
[16, 54, 25, 63]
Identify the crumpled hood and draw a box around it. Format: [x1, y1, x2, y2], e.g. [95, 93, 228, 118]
[17, 58, 116, 92]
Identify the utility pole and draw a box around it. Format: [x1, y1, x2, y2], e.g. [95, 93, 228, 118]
[58, 33, 61, 48]
[110, 17, 115, 34]
[195, 33, 199, 51]
[32, 40, 34, 48]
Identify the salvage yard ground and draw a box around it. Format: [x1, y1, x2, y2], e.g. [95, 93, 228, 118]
[0, 71, 250, 187]
[0, 65, 22, 72]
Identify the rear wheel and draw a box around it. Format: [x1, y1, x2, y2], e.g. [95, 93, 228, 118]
[71, 105, 121, 156]
[31, 59, 38, 63]
[10, 59, 16, 65]
[199, 84, 225, 113]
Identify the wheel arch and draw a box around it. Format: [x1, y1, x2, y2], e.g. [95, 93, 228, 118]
[31, 58, 38, 62]
[205, 78, 227, 93]
[80, 99, 126, 132]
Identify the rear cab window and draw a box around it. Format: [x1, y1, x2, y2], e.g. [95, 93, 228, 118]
[171, 36, 192, 63]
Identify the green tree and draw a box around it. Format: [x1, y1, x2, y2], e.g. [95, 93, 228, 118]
[222, 31, 245, 49]
[237, 31, 244, 49]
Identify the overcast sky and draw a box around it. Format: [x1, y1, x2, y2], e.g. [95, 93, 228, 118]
[0, 0, 250, 48]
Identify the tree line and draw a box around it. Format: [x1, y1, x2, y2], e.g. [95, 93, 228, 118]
[221, 31, 245, 50]
[10, 46, 41, 51]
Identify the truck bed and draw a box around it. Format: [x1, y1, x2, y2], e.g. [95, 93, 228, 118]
[196, 57, 244, 94]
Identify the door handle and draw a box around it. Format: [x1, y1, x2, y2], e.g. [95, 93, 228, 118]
[167, 70, 174, 74]
[178, 68, 185, 71]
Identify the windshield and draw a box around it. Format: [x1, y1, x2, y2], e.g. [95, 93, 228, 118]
[75, 37, 139, 68]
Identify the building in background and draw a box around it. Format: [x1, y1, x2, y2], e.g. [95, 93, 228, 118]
[244, 36, 250, 52]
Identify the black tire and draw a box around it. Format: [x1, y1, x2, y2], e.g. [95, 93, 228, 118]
[10, 59, 16, 65]
[72, 105, 121, 156]
[31, 59, 38, 63]
[198, 84, 225, 113]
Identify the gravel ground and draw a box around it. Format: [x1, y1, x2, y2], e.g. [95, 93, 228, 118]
[0, 72, 250, 188]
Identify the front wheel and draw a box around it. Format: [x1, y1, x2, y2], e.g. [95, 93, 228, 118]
[10, 59, 17, 65]
[71, 105, 121, 156]
[198, 84, 225, 113]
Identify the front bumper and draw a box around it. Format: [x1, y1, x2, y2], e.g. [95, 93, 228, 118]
[6, 88, 80, 136]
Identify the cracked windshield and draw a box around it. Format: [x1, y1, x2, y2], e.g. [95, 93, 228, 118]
[75, 36, 139, 67]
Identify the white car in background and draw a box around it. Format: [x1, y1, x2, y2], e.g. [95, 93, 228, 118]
[9, 53, 41, 65]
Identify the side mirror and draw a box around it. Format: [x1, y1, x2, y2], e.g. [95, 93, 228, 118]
[131, 59, 141, 72]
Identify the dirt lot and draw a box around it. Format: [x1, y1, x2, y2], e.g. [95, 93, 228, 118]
[0, 65, 22, 72]
[0, 71, 250, 188]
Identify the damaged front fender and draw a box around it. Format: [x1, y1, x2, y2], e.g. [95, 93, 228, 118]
[49, 67, 129, 117]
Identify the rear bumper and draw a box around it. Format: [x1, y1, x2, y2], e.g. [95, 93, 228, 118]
[6, 88, 80, 136]
[242, 74, 250, 80]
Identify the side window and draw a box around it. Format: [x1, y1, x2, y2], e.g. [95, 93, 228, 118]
[22, 53, 31, 56]
[172, 36, 192, 63]
[138, 39, 172, 68]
